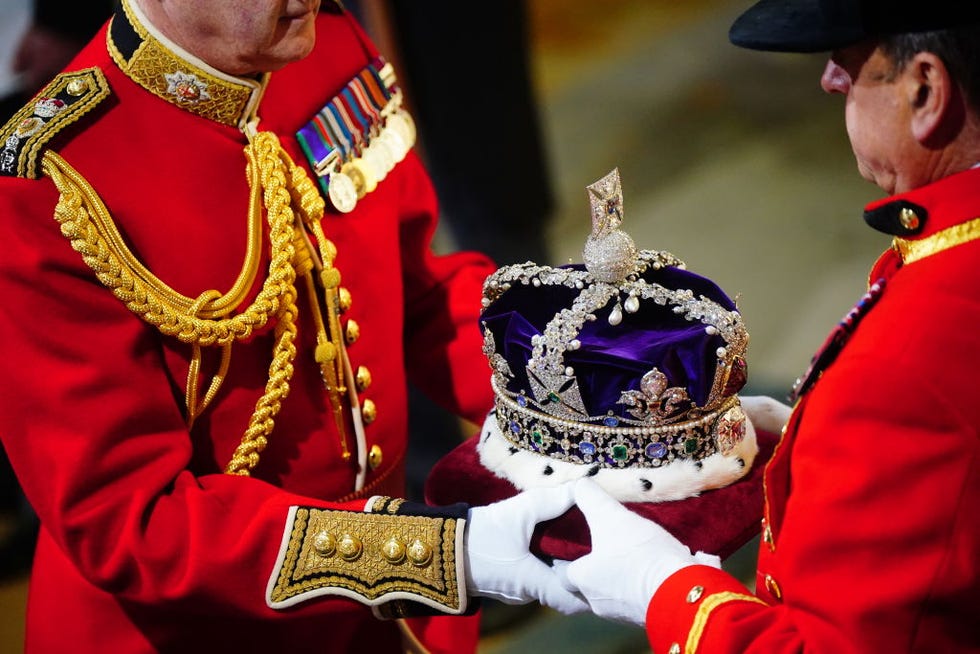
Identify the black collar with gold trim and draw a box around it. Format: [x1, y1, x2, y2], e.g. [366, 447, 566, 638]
[863, 166, 980, 265]
[107, 0, 266, 130]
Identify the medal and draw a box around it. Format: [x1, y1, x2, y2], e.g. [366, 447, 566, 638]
[328, 170, 358, 213]
[341, 158, 377, 198]
[297, 56, 415, 212]
[386, 111, 416, 150]
[364, 139, 394, 182]
[378, 128, 407, 163]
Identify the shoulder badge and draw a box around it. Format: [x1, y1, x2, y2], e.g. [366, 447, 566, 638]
[0, 67, 111, 179]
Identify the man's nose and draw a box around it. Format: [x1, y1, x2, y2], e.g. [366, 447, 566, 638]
[820, 59, 850, 94]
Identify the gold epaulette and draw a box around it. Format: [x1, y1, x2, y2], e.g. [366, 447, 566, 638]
[0, 67, 110, 179]
[266, 499, 470, 616]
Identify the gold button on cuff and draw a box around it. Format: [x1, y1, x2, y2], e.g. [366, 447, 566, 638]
[669, 644, 681, 654]
[686, 585, 705, 603]
[66, 78, 89, 96]
[368, 444, 383, 470]
[356, 365, 372, 391]
[406, 539, 433, 567]
[338, 534, 363, 561]
[345, 319, 360, 345]
[362, 399, 377, 424]
[312, 530, 336, 557]
[338, 287, 352, 313]
[381, 537, 406, 564]
[899, 207, 921, 230]
[764, 574, 782, 600]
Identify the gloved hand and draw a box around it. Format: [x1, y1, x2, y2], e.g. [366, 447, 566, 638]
[563, 479, 720, 626]
[465, 483, 588, 615]
[739, 394, 792, 435]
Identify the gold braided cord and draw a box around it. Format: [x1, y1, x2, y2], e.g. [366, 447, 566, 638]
[284, 147, 353, 459]
[40, 130, 321, 476]
[225, 281, 298, 475]
[42, 150, 288, 344]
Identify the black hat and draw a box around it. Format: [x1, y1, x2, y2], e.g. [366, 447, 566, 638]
[729, 0, 980, 53]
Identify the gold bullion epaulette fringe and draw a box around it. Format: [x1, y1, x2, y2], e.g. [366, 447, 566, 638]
[0, 68, 111, 179]
[266, 503, 469, 616]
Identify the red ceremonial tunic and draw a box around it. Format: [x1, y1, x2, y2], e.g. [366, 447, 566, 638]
[644, 167, 980, 653]
[0, 3, 493, 653]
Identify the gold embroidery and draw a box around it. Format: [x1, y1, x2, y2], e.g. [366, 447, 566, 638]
[269, 508, 463, 611]
[369, 496, 392, 513]
[0, 68, 110, 179]
[108, 0, 261, 128]
[685, 591, 767, 653]
[893, 216, 980, 265]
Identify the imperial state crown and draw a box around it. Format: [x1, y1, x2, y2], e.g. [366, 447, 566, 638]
[426, 168, 775, 560]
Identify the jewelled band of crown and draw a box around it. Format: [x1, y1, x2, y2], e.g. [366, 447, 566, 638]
[480, 168, 749, 469]
[491, 374, 746, 468]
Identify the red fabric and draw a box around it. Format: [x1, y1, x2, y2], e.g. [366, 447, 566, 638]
[642, 167, 980, 653]
[404, 613, 482, 654]
[647, 565, 767, 654]
[0, 8, 494, 654]
[425, 429, 777, 561]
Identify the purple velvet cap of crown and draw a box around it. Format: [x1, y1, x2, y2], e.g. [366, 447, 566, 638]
[480, 262, 746, 422]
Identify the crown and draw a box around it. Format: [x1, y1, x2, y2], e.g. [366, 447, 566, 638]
[477, 168, 757, 502]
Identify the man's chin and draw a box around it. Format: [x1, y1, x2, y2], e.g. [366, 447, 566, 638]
[251, 38, 317, 73]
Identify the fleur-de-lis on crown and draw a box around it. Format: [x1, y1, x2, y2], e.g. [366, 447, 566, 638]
[618, 368, 693, 424]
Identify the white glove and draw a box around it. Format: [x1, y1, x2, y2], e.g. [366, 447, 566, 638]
[739, 394, 792, 435]
[563, 479, 720, 626]
[465, 483, 588, 615]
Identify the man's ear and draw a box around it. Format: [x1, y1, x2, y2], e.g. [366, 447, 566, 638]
[907, 51, 957, 144]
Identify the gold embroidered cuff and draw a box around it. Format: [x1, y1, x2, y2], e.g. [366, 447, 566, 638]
[266, 505, 468, 615]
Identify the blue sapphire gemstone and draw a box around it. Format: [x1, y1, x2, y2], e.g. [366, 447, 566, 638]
[579, 441, 596, 456]
[517, 395, 528, 408]
[510, 421, 521, 434]
[646, 442, 667, 459]
[603, 415, 620, 427]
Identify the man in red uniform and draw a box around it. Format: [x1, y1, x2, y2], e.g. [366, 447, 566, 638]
[0, 0, 584, 651]
[558, 1, 980, 652]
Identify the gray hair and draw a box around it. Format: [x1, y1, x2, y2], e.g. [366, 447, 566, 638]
[880, 27, 980, 111]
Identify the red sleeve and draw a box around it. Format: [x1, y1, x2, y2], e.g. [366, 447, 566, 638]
[646, 565, 770, 654]
[395, 154, 497, 427]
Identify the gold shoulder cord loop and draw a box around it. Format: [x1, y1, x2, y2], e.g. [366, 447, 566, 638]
[40, 128, 321, 476]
